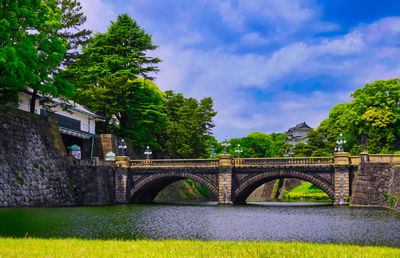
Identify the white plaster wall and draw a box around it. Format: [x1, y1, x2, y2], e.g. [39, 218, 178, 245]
[89, 120, 96, 134]
[18, 92, 95, 134]
[292, 131, 308, 137]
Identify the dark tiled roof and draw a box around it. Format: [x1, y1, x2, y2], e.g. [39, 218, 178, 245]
[286, 122, 313, 133]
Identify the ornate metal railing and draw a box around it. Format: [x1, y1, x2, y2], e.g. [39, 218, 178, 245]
[130, 159, 219, 167]
[129, 157, 333, 167]
[234, 157, 333, 166]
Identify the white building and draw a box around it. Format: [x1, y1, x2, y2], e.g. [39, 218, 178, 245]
[18, 91, 104, 158]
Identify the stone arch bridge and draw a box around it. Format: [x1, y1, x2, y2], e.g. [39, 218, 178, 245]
[114, 152, 364, 205]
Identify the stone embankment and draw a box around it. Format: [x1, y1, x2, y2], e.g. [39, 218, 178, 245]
[67, 166, 115, 205]
[351, 163, 400, 212]
[0, 107, 74, 207]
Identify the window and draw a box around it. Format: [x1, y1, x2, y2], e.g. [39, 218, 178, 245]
[41, 109, 81, 131]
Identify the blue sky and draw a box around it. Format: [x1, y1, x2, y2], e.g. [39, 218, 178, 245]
[81, 0, 400, 140]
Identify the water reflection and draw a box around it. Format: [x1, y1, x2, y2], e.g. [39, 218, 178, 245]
[0, 203, 399, 247]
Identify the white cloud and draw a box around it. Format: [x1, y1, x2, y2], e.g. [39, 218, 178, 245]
[241, 33, 269, 46]
[178, 33, 204, 46]
[80, 0, 116, 33]
[212, 0, 244, 30]
[207, 0, 316, 31]
[78, 1, 400, 140]
[317, 32, 365, 55]
[238, 0, 313, 24]
[152, 15, 400, 139]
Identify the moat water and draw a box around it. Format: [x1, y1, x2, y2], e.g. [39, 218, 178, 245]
[1, 202, 400, 247]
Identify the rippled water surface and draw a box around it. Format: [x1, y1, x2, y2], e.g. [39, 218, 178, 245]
[1, 203, 400, 247]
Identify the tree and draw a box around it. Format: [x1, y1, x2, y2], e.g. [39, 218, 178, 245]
[57, 0, 92, 66]
[317, 79, 400, 154]
[68, 14, 161, 132]
[163, 91, 217, 158]
[0, 0, 74, 106]
[28, 0, 75, 113]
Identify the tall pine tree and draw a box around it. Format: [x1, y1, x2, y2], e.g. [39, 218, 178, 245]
[68, 14, 162, 134]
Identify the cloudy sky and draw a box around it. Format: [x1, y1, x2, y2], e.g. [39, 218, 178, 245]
[81, 0, 400, 140]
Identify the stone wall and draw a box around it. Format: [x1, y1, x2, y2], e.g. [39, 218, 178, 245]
[247, 181, 277, 201]
[387, 167, 400, 212]
[67, 166, 115, 205]
[351, 163, 400, 212]
[0, 107, 74, 207]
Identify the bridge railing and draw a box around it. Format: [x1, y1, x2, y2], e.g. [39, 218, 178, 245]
[233, 157, 333, 166]
[130, 159, 219, 167]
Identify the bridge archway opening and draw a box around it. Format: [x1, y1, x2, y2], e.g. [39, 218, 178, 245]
[129, 172, 218, 203]
[234, 171, 334, 204]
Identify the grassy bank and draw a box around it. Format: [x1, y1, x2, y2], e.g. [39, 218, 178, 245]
[283, 182, 330, 200]
[0, 238, 399, 257]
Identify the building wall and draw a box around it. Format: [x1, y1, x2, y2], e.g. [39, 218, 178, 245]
[291, 130, 309, 137]
[18, 92, 96, 134]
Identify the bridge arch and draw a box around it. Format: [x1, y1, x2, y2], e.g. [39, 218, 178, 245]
[234, 170, 334, 204]
[129, 171, 218, 203]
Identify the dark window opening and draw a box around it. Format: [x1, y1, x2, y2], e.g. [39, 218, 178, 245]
[41, 109, 81, 131]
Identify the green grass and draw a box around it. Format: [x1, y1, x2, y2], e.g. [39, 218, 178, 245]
[0, 238, 399, 257]
[283, 182, 329, 200]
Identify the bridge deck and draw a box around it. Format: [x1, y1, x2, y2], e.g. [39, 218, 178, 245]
[129, 157, 334, 168]
[127, 154, 400, 168]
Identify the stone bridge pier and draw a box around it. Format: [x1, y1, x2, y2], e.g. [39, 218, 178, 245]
[114, 153, 356, 205]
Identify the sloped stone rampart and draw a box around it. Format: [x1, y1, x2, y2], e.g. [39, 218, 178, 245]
[351, 163, 400, 212]
[0, 107, 74, 207]
[388, 167, 400, 212]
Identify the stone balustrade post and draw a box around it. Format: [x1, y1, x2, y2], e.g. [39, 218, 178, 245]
[333, 152, 350, 205]
[360, 152, 369, 163]
[218, 154, 233, 205]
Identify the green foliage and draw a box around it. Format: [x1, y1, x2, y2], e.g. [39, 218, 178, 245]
[196, 186, 210, 197]
[346, 196, 351, 205]
[67, 14, 175, 154]
[67, 183, 74, 195]
[319, 79, 400, 154]
[283, 182, 329, 200]
[214, 132, 287, 158]
[164, 91, 216, 158]
[68, 13, 160, 84]
[57, 0, 92, 66]
[289, 182, 325, 194]
[33, 163, 39, 168]
[388, 196, 395, 208]
[292, 130, 331, 157]
[13, 170, 23, 185]
[1, 0, 74, 106]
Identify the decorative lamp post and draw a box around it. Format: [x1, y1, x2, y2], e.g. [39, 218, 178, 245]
[335, 133, 346, 152]
[118, 139, 127, 156]
[210, 145, 216, 159]
[288, 148, 294, 157]
[221, 136, 231, 154]
[235, 144, 243, 158]
[144, 146, 152, 160]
